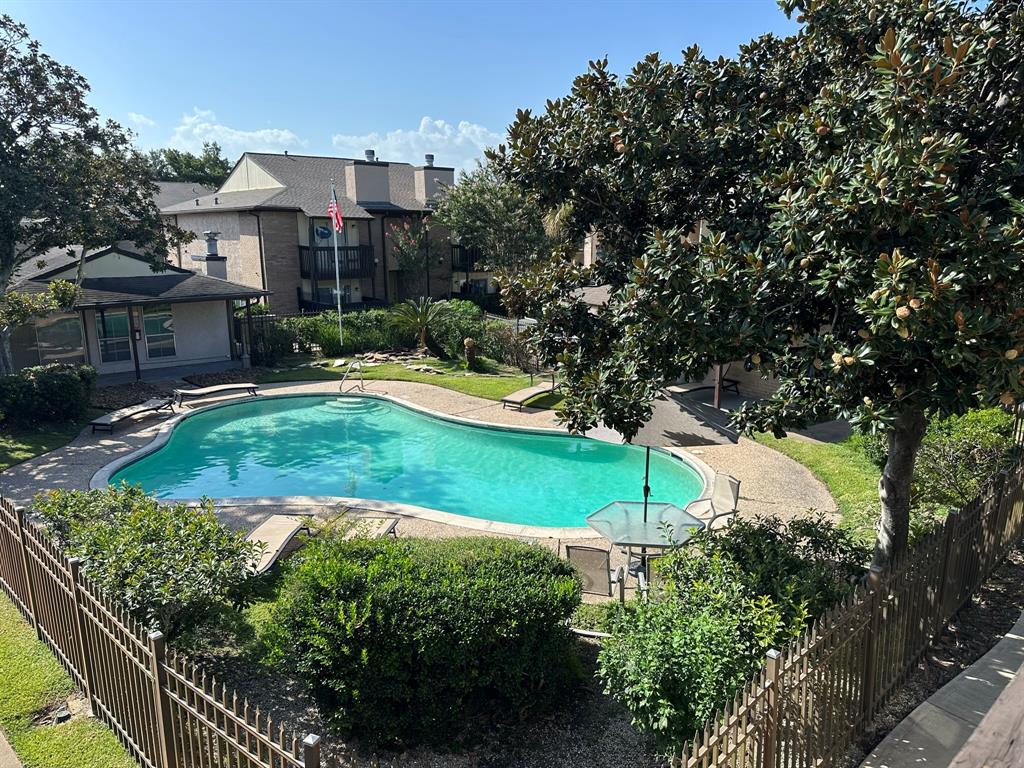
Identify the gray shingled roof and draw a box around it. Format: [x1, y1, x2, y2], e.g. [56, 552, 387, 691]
[154, 181, 216, 209]
[12, 245, 84, 282]
[14, 272, 266, 308]
[160, 152, 452, 218]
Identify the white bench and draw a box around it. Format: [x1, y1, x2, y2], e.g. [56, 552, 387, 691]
[173, 383, 259, 407]
[90, 398, 173, 433]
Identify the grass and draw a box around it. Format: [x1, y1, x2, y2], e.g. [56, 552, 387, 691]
[256, 355, 545, 402]
[753, 432, 881, 543]
[0, 410, 101, 472]
[0, 595, 134, 768]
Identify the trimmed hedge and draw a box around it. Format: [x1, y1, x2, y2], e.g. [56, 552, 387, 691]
[266, 533, 582, 746]
[0, 363, 96, 427]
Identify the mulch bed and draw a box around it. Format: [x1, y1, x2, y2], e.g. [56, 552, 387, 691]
[91, 382, 173, 410]
[190, 640, 658, 768]
[183, 369, 265, 387]
[846, 543, 1024, 765]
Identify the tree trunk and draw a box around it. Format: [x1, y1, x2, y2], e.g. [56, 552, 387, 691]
[872, 408, 928, 570]
[0, 328, 13, 375]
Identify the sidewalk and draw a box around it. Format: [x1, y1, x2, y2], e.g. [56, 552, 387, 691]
[0, 728, 21, 768]
[861, 609, 1024, 768]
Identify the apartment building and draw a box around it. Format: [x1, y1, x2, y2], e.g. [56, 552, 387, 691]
[161, 151, 463, 314]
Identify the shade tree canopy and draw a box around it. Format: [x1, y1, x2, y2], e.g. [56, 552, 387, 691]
[0, 15, 188, 372]
[492, 0, 1024, 566]
[146, 141, 232, 188]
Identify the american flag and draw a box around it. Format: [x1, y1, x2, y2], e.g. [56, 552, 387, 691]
[327, 185, 344, 233]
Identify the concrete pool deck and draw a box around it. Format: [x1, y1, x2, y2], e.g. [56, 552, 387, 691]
[0, 378, 836, 546]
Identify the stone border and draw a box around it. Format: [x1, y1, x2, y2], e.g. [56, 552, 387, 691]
[91, 390, 712, 539]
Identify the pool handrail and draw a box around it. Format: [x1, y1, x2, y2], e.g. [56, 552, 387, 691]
[339, 359, 365, 392]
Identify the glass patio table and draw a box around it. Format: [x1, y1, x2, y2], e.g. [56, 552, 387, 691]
[585, 500, 706, 549]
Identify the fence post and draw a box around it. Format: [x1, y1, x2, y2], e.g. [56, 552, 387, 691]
[762, 649, 782, 768]
[147, 631, 177, 768]
[933, 511, 958, 639]
[14, 506, 41, 639]
[66, 558, 96, 710]
[862, 565, 884, 721]
[302, 734, 321, 768]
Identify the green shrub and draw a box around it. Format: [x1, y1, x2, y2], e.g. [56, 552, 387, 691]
[429, 299, 486, 359]
[0, 363, 96, 428]
[598, 552, 785, 750]
[598, 515, 866, 753]
[479, 320, 533, 369]
[852, 408, 1015, 513]
[33, 485, 261, 641]
[281, 310, 415, 356]
[267, 533, 581, 746]
[685, 514, 868, 629]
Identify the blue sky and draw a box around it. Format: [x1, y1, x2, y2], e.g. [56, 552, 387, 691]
[6, 1, 797, 171]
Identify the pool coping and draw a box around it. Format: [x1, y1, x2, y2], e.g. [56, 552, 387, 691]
[90, 390, 714, 540]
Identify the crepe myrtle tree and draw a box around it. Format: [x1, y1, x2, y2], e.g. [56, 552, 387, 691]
[492, 0, 1024, 568]
[0, 15, 190, 372]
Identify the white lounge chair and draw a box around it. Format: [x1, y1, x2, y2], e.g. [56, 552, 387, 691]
[173, 383, 259, 407]
[90, 397, 172, 433]
[684, 472, 741, 530]
[247, 515, 310, 575]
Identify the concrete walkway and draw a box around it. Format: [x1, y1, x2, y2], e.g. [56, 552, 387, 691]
[0, 728, 21, 768]
[861, 610, 1024, 768]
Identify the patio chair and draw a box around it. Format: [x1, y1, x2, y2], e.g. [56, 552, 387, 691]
[684, 472, 741, 531]
[566, 545, 626, 603]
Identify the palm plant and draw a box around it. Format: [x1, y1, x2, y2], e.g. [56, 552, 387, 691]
[390, 297, 449, 356]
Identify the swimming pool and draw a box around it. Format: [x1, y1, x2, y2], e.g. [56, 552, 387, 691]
[106, 394, 706, 529]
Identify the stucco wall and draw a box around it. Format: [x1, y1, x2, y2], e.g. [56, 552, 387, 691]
[173, 211, 265, 293]
[82, 301, 232, 375]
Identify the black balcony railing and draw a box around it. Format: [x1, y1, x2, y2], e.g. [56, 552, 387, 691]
[451, 244, 487, 272]
[299, 245, 376, 280]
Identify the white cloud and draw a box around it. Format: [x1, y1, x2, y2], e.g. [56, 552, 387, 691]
[127, 112, 156, 127]
[168, 108, 305, 156]
[331, 116, 501, 172]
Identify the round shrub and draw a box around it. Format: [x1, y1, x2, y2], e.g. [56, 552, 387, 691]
[0, 362, 96, 427]
[429, 299, 487, 359]
[267, 533, 582, 746]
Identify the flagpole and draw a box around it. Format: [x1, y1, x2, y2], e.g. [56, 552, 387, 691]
[330, 180, 344, 353]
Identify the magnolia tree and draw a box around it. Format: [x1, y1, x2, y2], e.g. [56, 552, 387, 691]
[0, 15, 187, 372]
[493, 0, 1024, 567]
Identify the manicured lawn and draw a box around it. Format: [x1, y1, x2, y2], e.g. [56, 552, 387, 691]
[0, 595, 134, 768]
[256, 356, 543, 402]
[0, 411, 100, 471]
[753, 432, 880, 542]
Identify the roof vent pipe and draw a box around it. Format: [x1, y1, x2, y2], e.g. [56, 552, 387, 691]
[365, 149, 376, 162]
[424, 154, 434, 167]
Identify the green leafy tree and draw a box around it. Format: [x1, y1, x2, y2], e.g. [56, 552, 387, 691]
[388, 217, 436, 298]
[432, 164, 549, 278]
[493, 0, 1024, 567]
[0, 15, 189, 373]
[146, 141, 232, 187]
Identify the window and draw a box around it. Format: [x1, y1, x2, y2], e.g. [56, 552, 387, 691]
[33, 314, 85, 365]
[95, 310, 132, 363]
[144, 304, 176, 359]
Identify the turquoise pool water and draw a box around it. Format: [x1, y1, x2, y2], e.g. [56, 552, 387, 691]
[110, 395, 705, 528]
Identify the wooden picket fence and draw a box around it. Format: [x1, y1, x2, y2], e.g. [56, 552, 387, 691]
[681, 460, 1024, 768]
[0, 497, 320, 768]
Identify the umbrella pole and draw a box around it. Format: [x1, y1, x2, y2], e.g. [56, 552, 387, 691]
[643, 446, 651, 523]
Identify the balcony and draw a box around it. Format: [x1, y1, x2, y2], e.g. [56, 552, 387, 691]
[451, 244, 487, 272]
[299, 245, 375, 280]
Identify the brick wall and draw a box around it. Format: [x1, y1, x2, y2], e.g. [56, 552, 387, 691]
[259, 211, 301, 314]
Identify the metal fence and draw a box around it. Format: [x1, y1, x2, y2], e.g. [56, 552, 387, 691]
[0, 497, 320, 768]
[681, 459, 1024, 768]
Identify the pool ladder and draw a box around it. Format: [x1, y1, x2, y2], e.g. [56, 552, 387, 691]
[338, 359, 365, 393]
